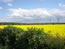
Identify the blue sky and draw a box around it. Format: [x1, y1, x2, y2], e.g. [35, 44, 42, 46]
[0, 0, 65, 23]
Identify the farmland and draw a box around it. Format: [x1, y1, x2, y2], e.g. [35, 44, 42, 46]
[0, 24, 65, 49]
[0, 24, 65, 37]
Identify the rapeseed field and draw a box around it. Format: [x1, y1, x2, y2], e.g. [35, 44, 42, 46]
[0, 24, 65, 37]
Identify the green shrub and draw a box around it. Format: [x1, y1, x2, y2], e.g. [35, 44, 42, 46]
[45, 32, 65, 49]
[16, 28, 47, 49]
[0, 26, 24, 49]
[0, 26, 65, 49]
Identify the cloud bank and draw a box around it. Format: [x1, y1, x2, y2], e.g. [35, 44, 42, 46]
[0, 8, 65, 23]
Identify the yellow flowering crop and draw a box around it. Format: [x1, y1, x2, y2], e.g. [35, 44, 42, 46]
[0, 24, 65, 37]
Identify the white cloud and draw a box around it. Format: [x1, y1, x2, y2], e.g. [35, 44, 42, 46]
[59, 3, 65, 8]
[0, 7, 3, 10]
[0, 8, 65, 23]
[8, 8, 65, 18]
[8, 3, 13, 7]
[0, 0, 13, 3]
[8, 8, 51, 19]
[59, 3, 62, 7]
[49, 9, 65, 17]
[6, 8, 65, 23]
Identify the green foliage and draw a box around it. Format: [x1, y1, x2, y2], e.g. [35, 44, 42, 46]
[3, 26, 24, 34]
[26, 28, 47, 49]
[0, 26, 24, 49]
[15, 28, 47, 49]
[45, 32, 65, 49]
[0, 26, 65, 49]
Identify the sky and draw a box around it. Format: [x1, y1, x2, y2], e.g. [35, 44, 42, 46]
[0, 0, 65, 23]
